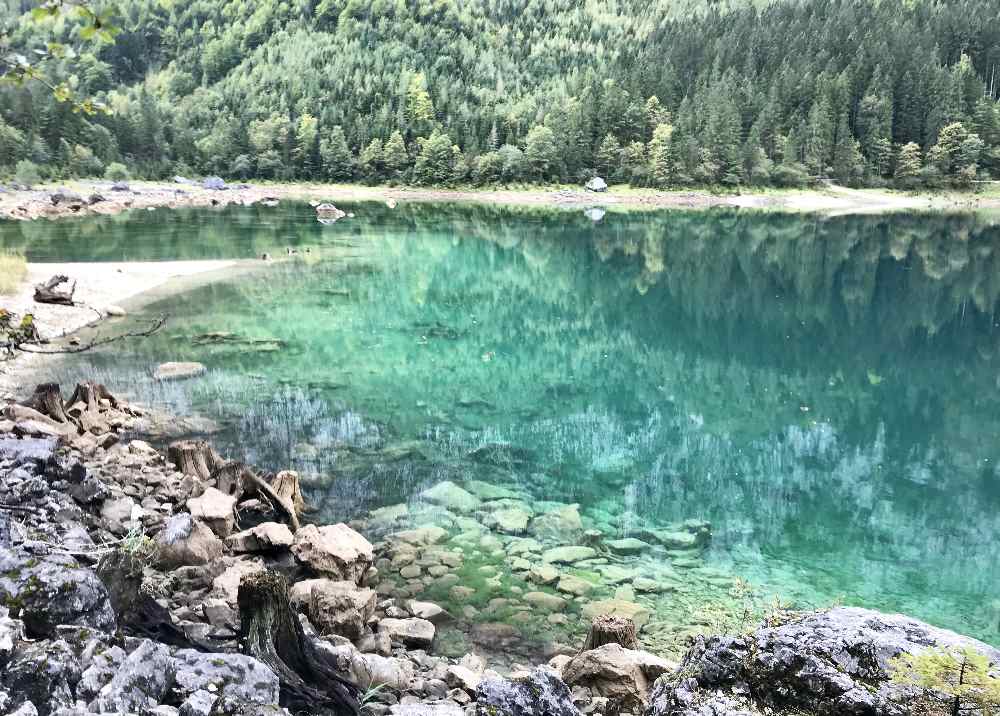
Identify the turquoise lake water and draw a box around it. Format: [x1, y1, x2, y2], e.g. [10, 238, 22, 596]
[3, 202, 999, 648]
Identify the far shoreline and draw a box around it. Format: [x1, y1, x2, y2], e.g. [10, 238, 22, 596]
[2, 178, 999, 222]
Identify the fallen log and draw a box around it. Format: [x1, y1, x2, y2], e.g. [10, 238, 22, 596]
[582, 614, 638, 651]
[238, 570, 359, 714]
[33, 275, 76, 306]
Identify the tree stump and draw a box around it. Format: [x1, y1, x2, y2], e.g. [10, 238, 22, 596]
[33, 275, 76, 305]
[21, 383, 69, 423]
[66, 381, 118, 411]
[582, 614, 638, 651]
[168, 440, 224, 482]
[211, 461, 301, 531]
[272, 470, 308, 514]
[238, 570, 359, 714]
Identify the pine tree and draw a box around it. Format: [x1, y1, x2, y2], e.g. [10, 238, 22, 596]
[596, 134, 622, 180]
[894, 142, 923, 185]
[294, 113, 319, 176]
[358, 138, 384, 182]
[382, 130, 410, 179]
[413, 129, 458, 185]
[405, 72, 435, 135]
[524, 124, 558, 180]
[648, 123, 676, 187]
[320, 126, 354, 181]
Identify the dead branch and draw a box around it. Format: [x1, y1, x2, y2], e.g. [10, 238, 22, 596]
[12, 315, 168, 355]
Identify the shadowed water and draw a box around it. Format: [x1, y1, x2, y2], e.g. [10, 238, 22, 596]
[5, 202, 1000, 646]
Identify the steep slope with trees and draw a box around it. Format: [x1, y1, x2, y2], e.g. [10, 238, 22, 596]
[1, 0, 999, 189]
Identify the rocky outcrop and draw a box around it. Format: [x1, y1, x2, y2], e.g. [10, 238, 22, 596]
[476, 667, 581, 715]
[561, 643, 673, 711]
[0, 549, 115, 638]
[646, 607, 1000, 716]
[291, 523, 374, 582]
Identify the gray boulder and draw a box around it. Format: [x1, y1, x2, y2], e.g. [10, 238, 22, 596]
[156, 512, 226, 568]
[202, 176, 227, 190]
[49, 188, 84, 205]
[3, 639, 77, 716]
[91, 639, 175, 713]
[585, 177, 608, 192]
[476, 667, 581, 716]
[110, 181, 130, 192]
[647, 607, 1000, 716]
[173, 650, 280, 705]
[0, 549, 115, 637]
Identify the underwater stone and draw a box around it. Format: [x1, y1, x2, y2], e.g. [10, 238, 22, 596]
[485, 508, 531, 535]
[420, 481, 481, 513]
[582, 600, 651, 628]
[541, 546, 597, 564]
[606, 538, 650, 556]
[556, 575, 593, 597]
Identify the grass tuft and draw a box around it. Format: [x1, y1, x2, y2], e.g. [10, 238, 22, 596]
[0, 252, 27, 295]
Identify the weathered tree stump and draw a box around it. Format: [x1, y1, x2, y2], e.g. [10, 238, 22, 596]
[272, 470, 308, 514]
[168, 440, 224, 482]
[212, 462, 301, 531]
[66, 381, 118, 412]
[582, 614, 638, 651]
[33, 275, 76, 305]
[238, 570, 359, 714]
[21, 383, 69, 423]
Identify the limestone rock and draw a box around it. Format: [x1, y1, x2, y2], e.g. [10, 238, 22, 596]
[0, 549, 115, 638]
[154, 361, 207, 381]
[211, 558, 266, 605]
[4, 639, 77, 716]
[647, 607, 1000, 716]
[156, 513, 225, 568]
[291, 523, 374, 583]
[585, 177, 608, 192]
[91, 639, 176, 713]
[485, 507, 531, 535]
[562, 644, 674, 711]
[186, 487, 237, 537]
[419, 481, 481, 512]
[528, 564, 560, 585]
[0, 607, 24, 666]
[476, 666, 581, 716]
[379, 617, 435, 648]
[606, 538, 650, 556]
[409, 600, 451, 624]
[226, 522, 295, 553]
[308, 580, 377, 640]
[391, 526, 449, 546]
[555, 575, 593, 597]
[523, 591, 567, 611]
[173, 650, 280, 705]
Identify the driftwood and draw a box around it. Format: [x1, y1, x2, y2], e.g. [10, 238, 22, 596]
[238, 570, 359, 714]
[582, 614, 638, 651]
[34, 275, 76, 305]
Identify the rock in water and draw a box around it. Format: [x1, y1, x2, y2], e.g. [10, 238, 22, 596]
[419, 480, 482, 512]
[476, 667, 581, 716]
[585, 177, 608, 192]
[0, 549, 115, 637]
[648, 606, 1000, 716]
[154, 361, 207, 381]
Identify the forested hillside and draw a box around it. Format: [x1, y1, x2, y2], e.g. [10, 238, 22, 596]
[2, 0, 1000, 188]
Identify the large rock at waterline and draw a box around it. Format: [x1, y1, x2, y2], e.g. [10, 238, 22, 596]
[476, 666, 581, 716]
[379, 617, 436, 648]
[541, 545, 596, 564]
[647, 607, 1000, 716]
[585, 177, 608, 192]
[156, 512, 225, 568]
[291, 523, 374, 583]
[0, 549, 115, 638]
[308, 580, 377, 640]
[562, 643, 674, 711]
[226, 521, 294, 553]
[202, 176, 227, 190]
[531, 504, 583, 542]
[154, 361, 207, 381]
[186, 487, 237, 537]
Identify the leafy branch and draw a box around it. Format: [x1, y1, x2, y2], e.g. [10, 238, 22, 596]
[0, 308, 168, 360]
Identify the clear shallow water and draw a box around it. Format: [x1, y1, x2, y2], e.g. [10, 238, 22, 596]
[5, 202, 1000, 646]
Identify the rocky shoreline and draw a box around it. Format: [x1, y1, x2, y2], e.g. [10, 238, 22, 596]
[2, 381, 999, 716]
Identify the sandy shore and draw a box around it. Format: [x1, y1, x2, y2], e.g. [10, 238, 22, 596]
[2, 179, 997, 221]
[0, 260, 236, 397]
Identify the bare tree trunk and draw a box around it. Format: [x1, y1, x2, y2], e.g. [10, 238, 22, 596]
[582, 614, 638, 651]
[238, 570, 359, 714]
[33, 275, 76, 305]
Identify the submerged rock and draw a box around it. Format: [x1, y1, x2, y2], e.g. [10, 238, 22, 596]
[154, 361, 207, 381]
[420, 480, 482, 513]
[648, 606, 1000, 716]
[541, 546, 596, 564]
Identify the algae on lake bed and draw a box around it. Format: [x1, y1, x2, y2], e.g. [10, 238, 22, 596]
[21, 201, 1000, 649]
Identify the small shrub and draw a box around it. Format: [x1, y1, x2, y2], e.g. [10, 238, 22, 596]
[104, 162, 130, 182]
[13, 160, 41, 188]
[0, 253, 27, 295]
[891, 646, 1000, 715]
